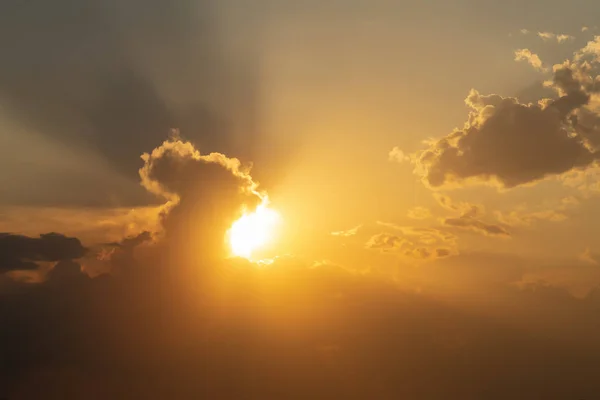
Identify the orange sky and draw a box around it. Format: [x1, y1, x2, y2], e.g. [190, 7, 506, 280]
[3, 2, 600, 398]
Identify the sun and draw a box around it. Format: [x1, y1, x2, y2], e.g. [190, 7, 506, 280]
[227, 203, 281, 259]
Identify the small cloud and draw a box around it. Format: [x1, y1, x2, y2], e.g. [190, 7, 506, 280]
[404, 246, 456, 260]
[331, 225, 362, 237]
[520, 29, 530, 35]
[582, 26, 589, 32]
[514, 49, 546, 71]
[365, 233, 407, 252]
[538, 31, 574, 43]
[432, 193, 485, 218]
[388, 146, 410, 163]
[406, 207, 432, 220]
[442, 216, 510, 238]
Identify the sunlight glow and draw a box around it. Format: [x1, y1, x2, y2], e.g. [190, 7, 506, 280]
[228, 203, 281, 259]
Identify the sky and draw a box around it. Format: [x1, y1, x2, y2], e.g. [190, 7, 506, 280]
[3, 1, 600, 399]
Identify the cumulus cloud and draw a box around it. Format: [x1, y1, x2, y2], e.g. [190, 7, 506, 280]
[414, 61, 599, 189]
[514, 48, 546, 71]
[388, 146, 410, 163]
[0, 232, 87, 272]
[138, 133, 265, 261]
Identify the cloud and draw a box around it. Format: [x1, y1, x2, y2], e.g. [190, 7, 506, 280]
[442, 216, 510, 238]
[414, 62, 599, 189]
[331, 225, 362, 237]
[582, 26, 589, 32]
[388, 146, 410, 163]
[561, 164, 600, 196]
[406, 206, 432, 220]
[494, 197, 577, 227]
[376, 221, 457, 243]
[138, 133, 264, 260]
[403, 246, 456, 260]
[371, 222, 459, 259]
[0, 205, 163, 244]
[495, 209, 567, 227]
[0, 232, 87, 273]
[4, 237, 600, 398]
[365, 233, 407, 252]
[537, 32, 575, 43]
[432, 193, 485, 218]
[514, 48, 546, 71]
[520, 28, 530, 35]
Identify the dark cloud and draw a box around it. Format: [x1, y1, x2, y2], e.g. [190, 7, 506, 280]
[415, 64, 600, 189]
[3, 243, 600, 399]
[0, 232, 87, 272]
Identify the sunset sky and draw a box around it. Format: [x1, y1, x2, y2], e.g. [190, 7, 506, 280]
[3, 1, 600, 399]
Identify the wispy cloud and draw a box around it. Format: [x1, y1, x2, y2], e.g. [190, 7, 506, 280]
[331, 224, 362, 237]
[538, 31, 574, 43]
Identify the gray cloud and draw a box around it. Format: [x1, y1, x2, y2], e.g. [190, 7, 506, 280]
[0, 232, 87, 272]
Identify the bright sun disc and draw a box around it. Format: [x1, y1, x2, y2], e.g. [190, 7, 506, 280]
[228, 204, 280, 259]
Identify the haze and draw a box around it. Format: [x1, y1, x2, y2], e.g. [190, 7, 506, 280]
[2, 1, 600, 399]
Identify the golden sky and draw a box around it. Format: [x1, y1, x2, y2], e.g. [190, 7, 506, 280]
[2, 1, 600, 398]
